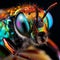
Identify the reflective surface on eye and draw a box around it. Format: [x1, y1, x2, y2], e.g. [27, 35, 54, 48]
[16, 13, 30, 34]
[43, 12, 53, 29]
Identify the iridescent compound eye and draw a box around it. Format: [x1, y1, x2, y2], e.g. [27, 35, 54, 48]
[15, 13, 30, 36]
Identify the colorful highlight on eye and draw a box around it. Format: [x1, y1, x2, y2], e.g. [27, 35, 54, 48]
[43, 11, 53, 29]
[16, 13, 30, 33]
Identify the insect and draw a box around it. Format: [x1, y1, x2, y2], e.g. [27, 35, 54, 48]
[0, 2, 60, 60]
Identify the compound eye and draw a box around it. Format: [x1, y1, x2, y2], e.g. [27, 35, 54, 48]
[15, 13, 30, 35]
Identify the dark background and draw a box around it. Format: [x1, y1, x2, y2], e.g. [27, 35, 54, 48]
[0, 0, 60, 59]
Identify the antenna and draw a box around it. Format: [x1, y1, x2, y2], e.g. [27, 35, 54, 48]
[42, 2, 58, 19]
